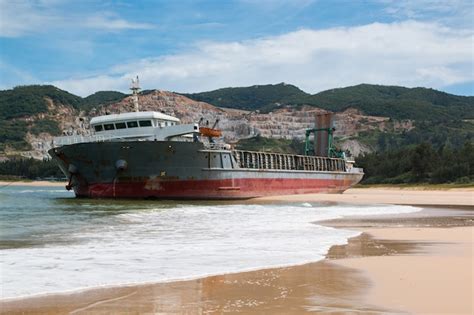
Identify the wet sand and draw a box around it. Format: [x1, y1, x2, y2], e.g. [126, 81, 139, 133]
[2, 207, 473, 314]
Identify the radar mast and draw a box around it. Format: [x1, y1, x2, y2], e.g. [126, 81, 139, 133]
[130, 76, 141, 112]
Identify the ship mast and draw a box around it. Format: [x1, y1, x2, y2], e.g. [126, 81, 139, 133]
[130, 76, 141, 112]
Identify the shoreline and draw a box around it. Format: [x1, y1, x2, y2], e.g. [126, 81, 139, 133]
[1, 206, 472, 314]
[1, 182, 472, 206]
[257, 187, 474, 206]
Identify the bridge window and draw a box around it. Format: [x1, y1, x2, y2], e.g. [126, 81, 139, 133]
[127, 121, 138, 128]
[94, 125, 103, 132]
[115, 122, 126, 129]
[139, 120, 152, 127]
[104, 123, 115, 130]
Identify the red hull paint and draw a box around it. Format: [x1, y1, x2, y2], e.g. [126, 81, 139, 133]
[75, 177, 357, 199]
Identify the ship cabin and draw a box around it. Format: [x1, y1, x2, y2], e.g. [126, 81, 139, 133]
[88, 111, 199, 142]
[90, 111, 180, 134]
[53, 111, 200, 146]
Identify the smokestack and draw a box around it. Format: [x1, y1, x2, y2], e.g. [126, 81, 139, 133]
[314, 112, 334, 157]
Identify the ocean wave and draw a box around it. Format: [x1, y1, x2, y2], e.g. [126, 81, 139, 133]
[1, 202, 421, 299]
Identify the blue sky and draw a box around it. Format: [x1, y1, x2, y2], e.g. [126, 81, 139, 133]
[0, 0, 473, 96]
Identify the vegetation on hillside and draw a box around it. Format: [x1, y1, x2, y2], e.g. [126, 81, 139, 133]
[30, 120, 61, 136]
[0, 85, 82, 119]
[298, 84, 474, 120]
[184, 83, 474, 120]
[82, 91, 126, 111]
[0, 86, 128, 119]
[357, 120, 473, 152]
[183, 83, 308, 111]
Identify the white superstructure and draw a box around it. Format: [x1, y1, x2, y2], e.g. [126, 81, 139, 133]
[52, 77, 200, 147]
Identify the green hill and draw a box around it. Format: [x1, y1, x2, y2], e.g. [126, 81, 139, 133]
[182, 83, 309, 111]
[184, 83, 474, 120]
[0, 85, 83, 119]
[82, 91, 127, 111]
[0, 86, 128, 120]
[298, 84, 474, 120]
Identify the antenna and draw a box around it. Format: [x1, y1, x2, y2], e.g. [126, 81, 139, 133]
[130, 75, 141, 112]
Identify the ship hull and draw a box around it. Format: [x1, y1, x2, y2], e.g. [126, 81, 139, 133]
[49, 141, 363, 199]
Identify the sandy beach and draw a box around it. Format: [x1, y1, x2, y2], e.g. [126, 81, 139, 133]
[332, 226, 473, 314]
[1, 189, 473, 314]
[258, 187, 474, 206]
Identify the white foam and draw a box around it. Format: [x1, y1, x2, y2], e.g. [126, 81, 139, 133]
[0, 203, 420, 299]
[14, 189, 72, 194]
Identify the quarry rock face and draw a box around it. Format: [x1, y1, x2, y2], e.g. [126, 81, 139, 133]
[13, 90, 412, 159]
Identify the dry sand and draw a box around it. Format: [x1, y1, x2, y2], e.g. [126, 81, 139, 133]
[1, 188, 473, 314]
[332, 227, 473, 314]
[258, 187, 474, 206]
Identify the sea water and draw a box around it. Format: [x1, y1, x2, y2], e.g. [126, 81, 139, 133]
[0, 185, 420, 299]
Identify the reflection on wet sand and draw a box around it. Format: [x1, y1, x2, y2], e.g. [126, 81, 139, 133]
[1, 260, 385, 314]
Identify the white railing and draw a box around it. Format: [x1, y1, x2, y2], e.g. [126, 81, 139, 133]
[53, 124, 199, 147]
[52, 134, 148, 147]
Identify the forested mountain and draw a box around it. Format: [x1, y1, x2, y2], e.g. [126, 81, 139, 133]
[298, 84, 474, 120]
[182, 83, 309, 111]
[0, 86, 128, 118]
[184, 83, 474, 120]
[0, 85, 82, 119]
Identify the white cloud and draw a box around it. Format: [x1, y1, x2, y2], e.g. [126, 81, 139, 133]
[0, 0, 153, 37]
[0, 0, 58, 37]
[51, 21, 473, 96]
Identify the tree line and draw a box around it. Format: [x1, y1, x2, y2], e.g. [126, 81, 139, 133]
[0, 158, 64, 180]
[356, 142, 474, 184]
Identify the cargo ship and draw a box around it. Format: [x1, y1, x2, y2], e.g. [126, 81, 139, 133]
[48, 78, 363, 199]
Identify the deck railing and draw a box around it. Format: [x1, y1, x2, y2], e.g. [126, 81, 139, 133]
[232, 150, 346, 172]
[52, 134, 140, 146]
